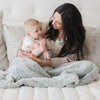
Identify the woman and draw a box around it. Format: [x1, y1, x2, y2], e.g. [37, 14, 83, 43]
[18, 3, 85, 67]
[17, 3, 98, 86]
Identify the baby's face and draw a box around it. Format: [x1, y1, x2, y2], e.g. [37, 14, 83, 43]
[29, 24, 44, 39]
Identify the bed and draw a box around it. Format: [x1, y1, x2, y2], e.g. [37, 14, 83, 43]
[0, 74, 100, 100]
[0, 0, 100, 100]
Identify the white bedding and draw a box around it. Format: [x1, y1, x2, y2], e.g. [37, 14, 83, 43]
[0, 74, 100, 100]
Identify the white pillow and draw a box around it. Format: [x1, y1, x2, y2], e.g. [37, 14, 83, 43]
[3, 25, 25, 65]
[0, 11, 9, 70]
[3, 21, 49, 66]
[83, 26, 100, 70]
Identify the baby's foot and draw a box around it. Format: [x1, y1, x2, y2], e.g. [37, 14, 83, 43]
[43, 52, 50, 59]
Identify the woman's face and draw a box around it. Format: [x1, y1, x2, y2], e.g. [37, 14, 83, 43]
[52, 12, 63, 30]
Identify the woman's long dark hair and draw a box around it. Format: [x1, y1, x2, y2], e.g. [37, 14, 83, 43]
[45, 3, 86, 60]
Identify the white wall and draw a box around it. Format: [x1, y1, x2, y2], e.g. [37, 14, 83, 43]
[0, 0, 100, 27]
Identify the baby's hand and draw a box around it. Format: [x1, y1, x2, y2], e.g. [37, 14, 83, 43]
[39, 38, 45, 46]
[39, 38, 47, 51]
[43, 52, 50, 60]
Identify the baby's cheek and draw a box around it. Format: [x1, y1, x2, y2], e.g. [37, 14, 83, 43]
[30, 32, 37, 37]
[36, 34, 39, 37]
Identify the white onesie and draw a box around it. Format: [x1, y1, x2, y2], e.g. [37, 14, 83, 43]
[21, 35, 42, 56]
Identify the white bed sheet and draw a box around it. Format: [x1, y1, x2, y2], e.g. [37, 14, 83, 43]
[0, 73, 100, 100]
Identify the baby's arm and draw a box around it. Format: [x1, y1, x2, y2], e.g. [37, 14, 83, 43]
[39, 38, 47, 51]
[31, 41, 45, 56]
[39, 38, 50, 59]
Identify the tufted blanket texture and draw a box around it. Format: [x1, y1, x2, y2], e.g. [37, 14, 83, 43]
[0, 57, 99, 89]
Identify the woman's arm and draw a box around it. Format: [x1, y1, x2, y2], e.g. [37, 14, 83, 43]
[27, 52, 52, 66]
[17, 49, 76, 67]
[18, 50, 52, 66]
[51, 54, 77, 67]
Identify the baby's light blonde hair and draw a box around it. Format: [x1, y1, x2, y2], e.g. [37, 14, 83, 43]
[24, 18, 40, 33]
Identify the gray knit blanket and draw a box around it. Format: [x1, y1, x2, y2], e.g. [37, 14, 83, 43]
[0, 57, 99, 89]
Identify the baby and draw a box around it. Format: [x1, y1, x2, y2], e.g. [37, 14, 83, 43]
[5, 18, 51, 82]
[21, 18, 50, 59]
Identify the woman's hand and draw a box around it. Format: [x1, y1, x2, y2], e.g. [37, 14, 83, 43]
[23, 50, 37, 60]
[17, 49, 36, 59]
[17, 49, 25, 57]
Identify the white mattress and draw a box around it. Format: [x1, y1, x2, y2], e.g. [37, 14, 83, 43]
[0, 75, 100, 100]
